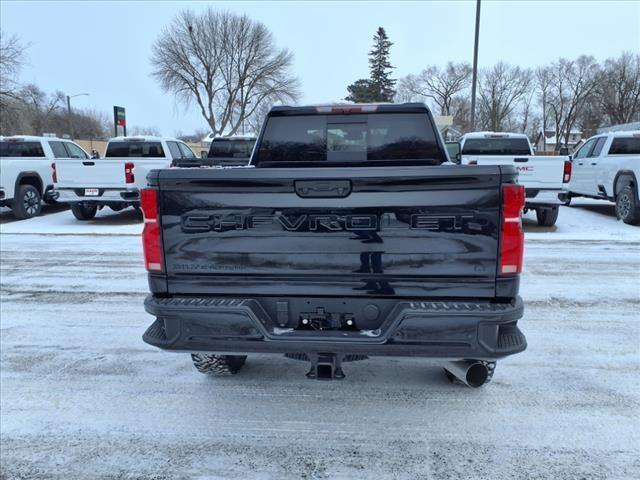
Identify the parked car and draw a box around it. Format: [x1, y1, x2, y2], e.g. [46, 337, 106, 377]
[0, 135, 89, 219]
[459, 132, 571, 226]
[563, 131, 640, 225]
[53, 136, 197, 220]
[140, 103, 527, 387]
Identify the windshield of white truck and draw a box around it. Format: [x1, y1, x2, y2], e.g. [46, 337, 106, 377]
[105, 142, 166, 158]
[0, 141, 45, 157]
[208, 140, 255, 158]
[462, 138, 531, 155]
[253, 113, 444, 167]
[608, 137, 640, 155]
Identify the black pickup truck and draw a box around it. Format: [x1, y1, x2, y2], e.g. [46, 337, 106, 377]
[141, 103, 527, 387]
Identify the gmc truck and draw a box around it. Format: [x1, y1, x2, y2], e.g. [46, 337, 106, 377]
[459, 132, 571, 227]
[141, 103, 527, 388]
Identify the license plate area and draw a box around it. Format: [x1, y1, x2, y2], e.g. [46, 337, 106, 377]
[84, 188, 100, 196]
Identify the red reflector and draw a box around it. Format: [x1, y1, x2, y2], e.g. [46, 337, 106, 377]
[500, 184, 525, 275]
[140, 188, 162, 272]
[563, 160, 572, 183]
[125, 162, 135, 184]
[51, 163, 57, 183]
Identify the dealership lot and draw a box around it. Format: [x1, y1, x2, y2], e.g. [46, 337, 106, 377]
[1, 202, 638, 479]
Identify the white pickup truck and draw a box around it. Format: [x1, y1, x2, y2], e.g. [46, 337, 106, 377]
[459, 132, 571, 226]
[54, 136, 197, 220]
[1, 135, 90, 219]
[564, 131, 640, 225]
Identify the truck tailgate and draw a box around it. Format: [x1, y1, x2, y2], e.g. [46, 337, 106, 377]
[55, 159, 127, 188]
[156, 166, 506, 299]
[466, 155, 564, 189]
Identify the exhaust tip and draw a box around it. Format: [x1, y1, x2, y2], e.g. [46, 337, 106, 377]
[466, 362, 489, 388]
[444, 361, 491, 388]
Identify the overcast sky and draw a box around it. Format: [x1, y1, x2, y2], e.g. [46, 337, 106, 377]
[2, 0, 639, 136]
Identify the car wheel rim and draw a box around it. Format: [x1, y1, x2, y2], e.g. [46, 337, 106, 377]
[23, 190, 39, 215]
[617, 193, 630, 219]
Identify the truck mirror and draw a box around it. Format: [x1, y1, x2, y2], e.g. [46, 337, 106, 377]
[559, 146, 569, 156]
[91, 149, 100, 159]
[445, 141, 462, 164]
[201, 151, 207, 159]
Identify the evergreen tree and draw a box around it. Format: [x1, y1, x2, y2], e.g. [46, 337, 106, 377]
[345, 79, 378, 103]
[368, 27, 396, 101]
[345, 27, 395, 103]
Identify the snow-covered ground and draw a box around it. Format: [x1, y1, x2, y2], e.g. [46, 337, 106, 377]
[1, 201, 639, 479]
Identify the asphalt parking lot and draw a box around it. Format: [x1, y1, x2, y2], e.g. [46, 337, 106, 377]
[1, 202, 638, 479]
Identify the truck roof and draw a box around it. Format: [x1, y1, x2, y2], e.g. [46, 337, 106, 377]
[108, 136, 179, 143]
[0, 135, 75, 142]
[210, 136, 256, 142]
[461, 132, 529, 140]
[268, 102, 431, 116]
[596, 130, 640, 138]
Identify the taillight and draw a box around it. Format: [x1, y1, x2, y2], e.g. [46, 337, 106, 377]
[125, 162, 135, 184]
[51, 163, 57, 183]
[563, 160, 572, 183]
[140, 188, 162, 272]
[499, 184, 525, 275]
[315, 105, 378, 114]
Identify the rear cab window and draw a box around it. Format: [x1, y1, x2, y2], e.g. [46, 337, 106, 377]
[253, 111, 444, 167]
[105, 141, 166, 158]
[588, 137, 607, 157]
[462, 137, 531, 155]
[178, 142, 196, 159]
[208, 139, 255, 158]
[64, 142, 88, 159]
[49, 141, 69, 158]
[0, 141, 46, 158]
[608, 137, 640, 155]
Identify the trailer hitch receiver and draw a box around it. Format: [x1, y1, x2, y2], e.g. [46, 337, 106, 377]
[306, 353, 345, 380]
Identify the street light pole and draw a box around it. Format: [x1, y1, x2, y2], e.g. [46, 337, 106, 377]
[470, 0, 481, 131]
[66, 93, 89, 139]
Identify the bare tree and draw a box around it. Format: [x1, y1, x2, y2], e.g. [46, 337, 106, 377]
[130, 125, 162, 137]
[0, 32, 28, 105]
[450, 96, 471, 133]
[19, 84, 65, 135]
[545, 55, 600, 150]
[176, 128, 209, 143]
[476, 62, 532, 131]
[535, 66, 554, 149]
[151, 9, 300, 137]
[244, 99, 273, 136]
[600, 52, 640, 125]
[394, 74, 422, 103]
[398, 62, 471, 115]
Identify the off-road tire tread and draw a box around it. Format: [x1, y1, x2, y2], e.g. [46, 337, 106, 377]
[191, 353, 247, 375]
[71, 203, 98, 221]
[536, 207, 559, 227]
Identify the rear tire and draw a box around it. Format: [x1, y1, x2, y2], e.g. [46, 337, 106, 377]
[12, 184, 42, 219]
[535, 207, 559, 226]
[615, 186, 640, 225]
[191, 353, 247, 375]
[71, 203, 98, 221]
